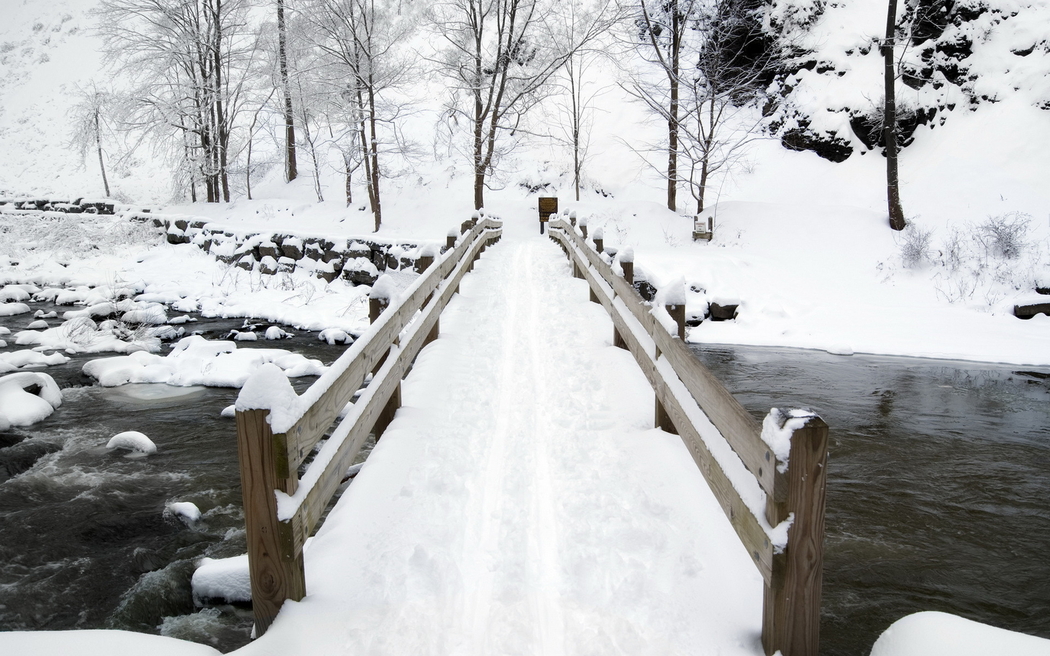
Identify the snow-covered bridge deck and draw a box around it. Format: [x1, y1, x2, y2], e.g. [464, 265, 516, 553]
[235, 215, 767, 655]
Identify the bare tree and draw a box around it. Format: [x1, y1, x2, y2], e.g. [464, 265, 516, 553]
[69, 86, 115, 197]
[631, 0, 697, 211]
[307, 0, 415, 230]
[883, 0, 906, 230]
[97, 0, 259, 202]
[430, 0, 612, 209]
[551, 1, 620, 202]
[627, 0, 776, 214]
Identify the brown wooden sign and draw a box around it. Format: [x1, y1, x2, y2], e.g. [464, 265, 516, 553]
[538, 196, 558, 221]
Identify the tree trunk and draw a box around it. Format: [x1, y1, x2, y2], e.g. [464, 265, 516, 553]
[278, 0, 298, 182]
[94, 108, 111, 197]
[667, 0, 681, 212]
[884, 0, 906, 231]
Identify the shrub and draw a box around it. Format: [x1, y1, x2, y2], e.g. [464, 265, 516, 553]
[976, 211, 1030, 259]
[900, 222, 932, 268]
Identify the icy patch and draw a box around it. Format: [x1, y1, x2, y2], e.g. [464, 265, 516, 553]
[107, 431, 157, 456]
[761, 408, 818, 473]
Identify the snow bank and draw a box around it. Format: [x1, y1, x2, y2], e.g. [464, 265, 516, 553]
[870, 611, 1050, 656]
[0, 371, 63, 431]
[82, 335, 325, 388]
[0, 631, 221, 656]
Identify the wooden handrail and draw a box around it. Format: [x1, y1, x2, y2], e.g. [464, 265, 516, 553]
[235, 217, 502, 635]
[548, 218, 827, 656]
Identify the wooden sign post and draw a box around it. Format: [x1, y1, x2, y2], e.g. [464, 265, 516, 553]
[538, 197, 558, 234]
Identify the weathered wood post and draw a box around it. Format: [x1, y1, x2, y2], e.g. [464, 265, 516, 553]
[666, 303, 686, 340]
[613, 248, 634, 350]
[446, 230, 457, 252]
[763, 413, 829, 656]
[538, 196, 558, 235]
[579, 216, 588, 239]
[235, 404, 305, 635]
[369, 278, 400, 438]
[593, 227, 604, 254]
[620, 247, 634, 285]
[416, 248, 440, 346]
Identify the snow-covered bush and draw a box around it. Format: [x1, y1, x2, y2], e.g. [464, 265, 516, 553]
[975, 211, 1030, 260]
[899, 223, 933, 268]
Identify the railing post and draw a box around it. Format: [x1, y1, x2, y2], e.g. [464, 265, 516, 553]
[593, 228, 604, 254]
[236, 408, 305, 636]
[369, 284, 400, 438]
[666, 303, 686, 340]
[446, 230, 457, 251]
[763, 415, 829, 656]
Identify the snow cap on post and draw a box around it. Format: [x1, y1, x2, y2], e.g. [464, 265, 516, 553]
[578, 215, 588, 227]
[369, 273, 397, 301]
[761, 407, 819, 472]
[619, 246, 635, 264]
[663, 277, 686, 306]
[592, 227, 603, 241]
[235, 363, 300, 432]
[420, 242, 440, 258]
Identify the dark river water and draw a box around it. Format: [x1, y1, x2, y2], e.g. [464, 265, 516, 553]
[692, 344, 1050, 655]
[0, 301, 354, 651]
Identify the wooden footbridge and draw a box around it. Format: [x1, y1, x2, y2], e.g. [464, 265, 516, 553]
[235, 213, 829, 656]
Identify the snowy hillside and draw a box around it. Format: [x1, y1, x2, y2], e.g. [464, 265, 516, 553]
[1, 0, 1049, 367]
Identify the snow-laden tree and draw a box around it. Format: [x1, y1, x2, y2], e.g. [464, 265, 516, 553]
[306, 0, 417, 230]
[97, 0, 261, 202]
[429, 0, 612, 210]
[68, 85, 116, 198]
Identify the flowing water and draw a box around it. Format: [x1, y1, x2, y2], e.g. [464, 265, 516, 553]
[0, 301, 354, 651]
[691, 344, 1050, 655]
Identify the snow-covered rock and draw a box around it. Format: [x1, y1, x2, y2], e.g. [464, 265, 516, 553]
[106, 431, 157, 456]
[82, 335, 325, 388]
[0, 371, 63, 431]
[870, 611, 1050, 656]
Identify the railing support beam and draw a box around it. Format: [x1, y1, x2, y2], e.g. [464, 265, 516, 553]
[763, 416, 829, 656]
[235, 408, 305, 636]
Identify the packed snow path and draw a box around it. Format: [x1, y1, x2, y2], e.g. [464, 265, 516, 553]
[236, 216, 764, 656]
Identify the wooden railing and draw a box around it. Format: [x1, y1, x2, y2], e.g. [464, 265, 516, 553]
[234, 216, 503, 635]
[547, 217, 828, 656]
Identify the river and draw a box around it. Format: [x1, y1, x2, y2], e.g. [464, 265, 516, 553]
[692, 343, 1050, 655]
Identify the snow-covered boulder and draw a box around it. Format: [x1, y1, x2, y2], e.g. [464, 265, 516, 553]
[870, 611, 1050, 656]
[0, 302, 31, 317]
[106, 431, 157, 456]
[82, 335, 326, 388]
[0, 372, 63, 431]
[192, 554, 251, 604]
